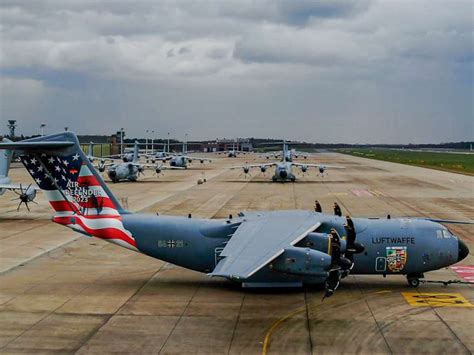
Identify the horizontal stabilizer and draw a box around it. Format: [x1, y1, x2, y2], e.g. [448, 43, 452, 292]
[0, 141, 74, 150]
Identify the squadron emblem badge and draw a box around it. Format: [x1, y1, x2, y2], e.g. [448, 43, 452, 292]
[386, 246, 407, 272]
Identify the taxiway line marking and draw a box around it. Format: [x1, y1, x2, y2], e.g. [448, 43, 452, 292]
[261, 289, 395, 354]
[402, 292, 473, 307]
[262, 306, 306, 355]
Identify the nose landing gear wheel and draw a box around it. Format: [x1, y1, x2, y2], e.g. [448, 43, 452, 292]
[407, 273, 424, 287]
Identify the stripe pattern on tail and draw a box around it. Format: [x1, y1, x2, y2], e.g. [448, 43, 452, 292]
[19, 152, 138, 251]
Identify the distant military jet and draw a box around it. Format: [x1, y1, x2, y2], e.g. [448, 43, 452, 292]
[233, 143, 343, 182]
[143, 143, 170, 163]
[218, 141, 247, 158]
[0, 138, 40, 211]
[167, 142, 212, 169]
[264, 141, 310, 162]
[1, 132, 470, 297]
[98, 141, 181, 182]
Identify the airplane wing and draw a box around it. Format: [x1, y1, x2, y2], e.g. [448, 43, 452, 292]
[161, 166, 185, 170]
[186, 156, 212, 162]
[209, 211, 321, 279]
[229, 162, 276, 170]
[130, 163, 185, 170]
[95, 162, 115, 168]
[0, 183, 40, 191]
[292, 163, 345, 169]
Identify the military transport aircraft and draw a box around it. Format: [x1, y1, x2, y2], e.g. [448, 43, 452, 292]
[0, 138, 40, 211]
[264, 141, 310, 162]
[218, 142, 247, 158]
[143, 143, 170, 163]
[233, 143, 344, 182]
[0, 132, 470, 297]
[167, 142, 212, 168]
[98, 141, 181, 182]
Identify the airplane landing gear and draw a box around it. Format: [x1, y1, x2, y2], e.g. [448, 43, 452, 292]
[407, 273, 424, 287]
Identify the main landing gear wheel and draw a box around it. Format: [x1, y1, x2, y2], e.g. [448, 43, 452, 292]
[407, 278, 420, 287]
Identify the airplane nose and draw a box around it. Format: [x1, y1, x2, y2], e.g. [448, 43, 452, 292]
[458, 239, 469, 262]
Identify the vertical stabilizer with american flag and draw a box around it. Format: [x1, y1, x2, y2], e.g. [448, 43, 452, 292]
[1, 133, 138, 251]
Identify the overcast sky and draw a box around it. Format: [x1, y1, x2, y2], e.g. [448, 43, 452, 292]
[1, 0, 472, 143]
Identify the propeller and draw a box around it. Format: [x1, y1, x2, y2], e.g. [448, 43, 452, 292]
[154, 165, 165, 178]
[318, 166, 326, 177]
[12, 183, 37, 212]
[323, 229, 352, 299]
[240, 163, 251, 179]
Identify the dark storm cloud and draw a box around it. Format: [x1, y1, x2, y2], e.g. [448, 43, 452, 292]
[0, 0, 472, 143]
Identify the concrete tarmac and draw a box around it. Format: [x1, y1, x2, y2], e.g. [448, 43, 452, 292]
[0, 153, 472, 354]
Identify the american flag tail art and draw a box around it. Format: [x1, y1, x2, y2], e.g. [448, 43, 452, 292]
[0, 132, 138, 252]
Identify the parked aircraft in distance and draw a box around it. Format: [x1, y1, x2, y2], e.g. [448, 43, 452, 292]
[98, 141, 181, 182]
[167, 142, 212, 168]
[264, 141, 310, 162]
[233, 143, 344, 182]
[218, 141, 247, 158]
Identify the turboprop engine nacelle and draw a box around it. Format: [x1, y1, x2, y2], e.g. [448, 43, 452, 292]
[260, 165, 267, 173]
[243, 166, 250, 174]
[300, 165, 308, 173]
[270, 246, 331, 276]
[300, 232, 347, 254]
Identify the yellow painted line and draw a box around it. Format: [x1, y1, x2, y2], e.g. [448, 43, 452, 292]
[262, 306, 306, 355]
[262, 289, 396, 354]
[402, 292, 473, 307]
[328, 192, 348, 196]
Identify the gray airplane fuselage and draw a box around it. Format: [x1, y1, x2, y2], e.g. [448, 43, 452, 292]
[121, 211, 467, 284]
[169, 156, 188, 168]
[107, 163, 139, 182]
[272, 162, 296, 182]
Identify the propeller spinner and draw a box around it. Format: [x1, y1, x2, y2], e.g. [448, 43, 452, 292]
[11, 183, 37, 212]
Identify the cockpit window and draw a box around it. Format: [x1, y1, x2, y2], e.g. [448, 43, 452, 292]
[437, 229, 452, 239]
[442, 229, 452, 238]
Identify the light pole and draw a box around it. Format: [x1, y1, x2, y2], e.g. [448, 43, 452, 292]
[151, 130, 155, 153]
[167, 132, 170, 154]
[40, 123, 46, 136]
[145, 129, 149, 154]
[120, 128, 124, 155]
